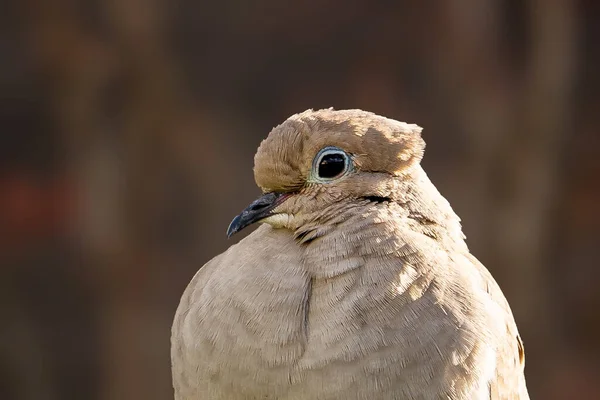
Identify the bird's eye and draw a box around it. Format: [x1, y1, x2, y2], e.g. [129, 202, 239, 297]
[312, 147, 352, 182]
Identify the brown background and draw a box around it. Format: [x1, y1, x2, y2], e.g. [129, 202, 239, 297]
[1, 0, 599, 399]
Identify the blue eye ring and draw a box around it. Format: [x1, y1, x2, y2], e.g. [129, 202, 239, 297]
[310, 146, 353, 183]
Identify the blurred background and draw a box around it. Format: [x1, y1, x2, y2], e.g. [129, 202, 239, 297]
[1, 0, 598, 399]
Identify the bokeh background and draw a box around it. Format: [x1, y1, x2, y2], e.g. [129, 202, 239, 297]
[1, 0, 599, 399]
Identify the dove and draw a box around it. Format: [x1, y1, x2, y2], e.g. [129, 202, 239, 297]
[171, 109, 529, 399]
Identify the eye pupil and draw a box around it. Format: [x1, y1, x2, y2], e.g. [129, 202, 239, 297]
[318, 153, 346, 179]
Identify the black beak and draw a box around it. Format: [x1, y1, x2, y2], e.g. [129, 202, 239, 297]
[226, 192, 287, 238]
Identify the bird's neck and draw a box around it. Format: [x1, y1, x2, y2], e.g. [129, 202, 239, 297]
[300, 168, 467, 280]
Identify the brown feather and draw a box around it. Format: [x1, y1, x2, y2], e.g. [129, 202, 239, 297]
[171, 109, 529, 399]
[254, 108, 425, 192]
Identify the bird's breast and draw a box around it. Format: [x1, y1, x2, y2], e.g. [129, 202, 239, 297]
[173, 224, 496, 399]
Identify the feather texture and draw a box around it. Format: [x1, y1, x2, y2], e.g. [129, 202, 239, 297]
[171, 109, 529, 399]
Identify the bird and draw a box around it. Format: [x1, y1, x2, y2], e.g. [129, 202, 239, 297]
[171, 108, 529, 399]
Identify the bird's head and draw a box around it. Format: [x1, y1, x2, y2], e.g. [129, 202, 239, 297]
[227, 108, 426, 239]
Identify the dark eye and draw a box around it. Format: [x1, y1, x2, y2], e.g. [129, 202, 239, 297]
[313, 147, 351, 181]
[318, 153, 346, 178]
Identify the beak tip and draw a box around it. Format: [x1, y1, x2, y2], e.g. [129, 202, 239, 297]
[226, 215, 241, 238]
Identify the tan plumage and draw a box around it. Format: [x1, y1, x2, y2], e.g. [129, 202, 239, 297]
[171, 109, 529, 399]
